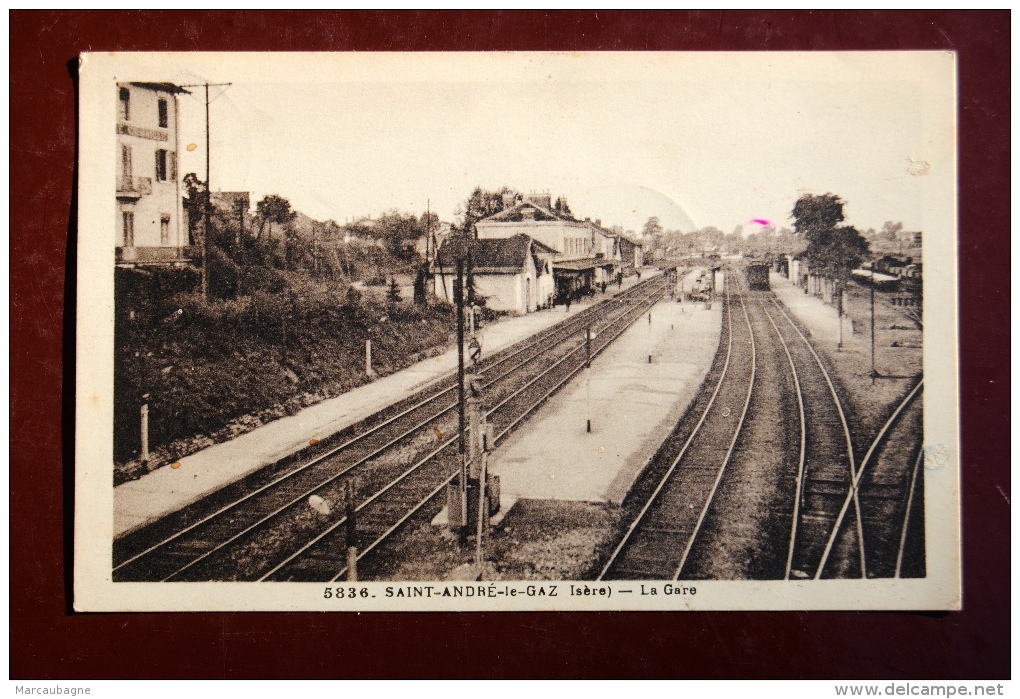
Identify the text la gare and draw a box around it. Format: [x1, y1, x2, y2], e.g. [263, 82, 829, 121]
[640, 584, 696, 596]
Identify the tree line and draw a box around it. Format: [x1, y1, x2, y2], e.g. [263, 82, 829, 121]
[182, 173, 445, 302]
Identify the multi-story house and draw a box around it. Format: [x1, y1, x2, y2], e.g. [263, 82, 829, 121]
[583, 218, 623, 287]
[475, 192, 616, 301]
[476, 193, 592, 260]
[115, 82, 193, 266]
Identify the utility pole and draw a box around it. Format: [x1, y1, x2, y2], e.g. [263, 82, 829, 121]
[345, 480, 358, 582]
[648, 311, 653, 364]
[203, 83, 210, 298]
[837, 279, 844, 351]
[425, 199, 431, 269]
[235, 199, 245, 251]
[585, 326, 592, 433]
[180, 82, 231, 301]
[455, 259, 468, 540]
[870, 268, 877, 384]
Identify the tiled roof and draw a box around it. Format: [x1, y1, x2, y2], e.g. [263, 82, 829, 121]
[613, 231, 644, 246]
[554, 257, 607, 271]
[434, 234, 541, 273]
[130, 82, 191, 95]
[481, 200, 580, 224]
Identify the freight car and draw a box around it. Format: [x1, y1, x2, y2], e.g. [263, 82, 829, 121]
[745, 263, 771, 291]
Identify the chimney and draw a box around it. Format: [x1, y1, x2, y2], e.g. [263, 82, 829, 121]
[596, 219, 601, 227]
[524, 191, 551, 210]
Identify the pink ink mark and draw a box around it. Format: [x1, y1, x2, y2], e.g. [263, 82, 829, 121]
[749, 218, 771, 226]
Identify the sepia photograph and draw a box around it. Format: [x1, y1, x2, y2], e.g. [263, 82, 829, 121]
[74, 51, 959, 611]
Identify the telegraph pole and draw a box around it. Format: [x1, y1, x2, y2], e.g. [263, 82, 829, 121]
[425, 199, 431, 268]
[455, 259, 468, 539]
[870, 268, 877, 384]
[204, 82, 210, 298]
[180, 82, 231, 300]
[585, 326, 593, 433]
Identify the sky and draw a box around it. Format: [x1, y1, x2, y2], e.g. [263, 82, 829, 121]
[152, 52, 955, 237]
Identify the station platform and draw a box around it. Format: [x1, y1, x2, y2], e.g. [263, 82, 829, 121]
[490, 285, 722, 509]
[113, 278, 649, 538]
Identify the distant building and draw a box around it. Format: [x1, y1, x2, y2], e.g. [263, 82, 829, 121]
[205, 191, 253, 248]
[210, 190, 251, 215]
[476, 193, 622, 300]
[583, 218, 623, 286]
[115, 82, 193, 266]
[897, 230, 923, 247]
[614, 230, 645, 273]
[431, 234, 556, 314]
[415, 221, 455, 261]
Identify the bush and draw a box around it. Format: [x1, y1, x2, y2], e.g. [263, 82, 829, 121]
[113, 278, 456, 464]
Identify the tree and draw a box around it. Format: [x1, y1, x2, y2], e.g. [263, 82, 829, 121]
[792, 193, 870, 347]
[413, 263, 429, 306]
[256, 194, 297, 241]
[457, 186, 520, 237]
[553, 197, 572, 216]
[881, 220, 904, 239]
[876, 220, 905, 255]
[642, 216, 664, 240]
[376, 210, 423, 261]
[182, 173, 207, 245]
[387, 276, 402, 303]
[793, 194, 869, 280]
[694, 226, 725, 253]
[724, 229, 743, 255]
[792, 193, 846, 238]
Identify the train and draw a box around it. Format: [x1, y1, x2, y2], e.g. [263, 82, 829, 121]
[745, 263, 771, 291]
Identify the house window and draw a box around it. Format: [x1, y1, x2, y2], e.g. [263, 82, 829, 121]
[121, 144, 132, 182]
[158, 99, 168, 128]
[160, 215, 171, 245]
[118, 87, 130, 121]
[155, 150, 176, 181]
[122, 211, 135, 247]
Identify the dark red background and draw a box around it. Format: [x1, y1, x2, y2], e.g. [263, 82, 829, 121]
[11, 11, 1009, 679]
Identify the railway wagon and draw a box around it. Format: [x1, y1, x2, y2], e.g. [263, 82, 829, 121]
[745, 263, 771, 291]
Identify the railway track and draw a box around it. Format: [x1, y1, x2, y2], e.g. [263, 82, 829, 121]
[599, 275, 758, 580]
[268, 277, 668, 582]
[600, 269, 868, 581]
[761, 297, 862, 580]
[816, 380, 925, 579]
[114, 275, 667, 582]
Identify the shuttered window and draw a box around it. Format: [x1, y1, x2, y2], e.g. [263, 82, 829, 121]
[122, 211, 135, 247]
[118, 87, 130, 121]
[156, 150, 177, 182]
[156, 150, 167, 181]
[121, 145, 132, 181]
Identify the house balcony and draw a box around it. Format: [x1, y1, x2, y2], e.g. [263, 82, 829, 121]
[116, 176, 153, 199]
[117, 245, 199, 266]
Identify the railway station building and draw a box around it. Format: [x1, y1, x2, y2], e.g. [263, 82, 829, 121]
[475, 193, 623, 301]
[431, 233, 556, 315]
[115, 82, 193, 267]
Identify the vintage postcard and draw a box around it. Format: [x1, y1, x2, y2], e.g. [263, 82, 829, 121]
[74, 51, 959, 611]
